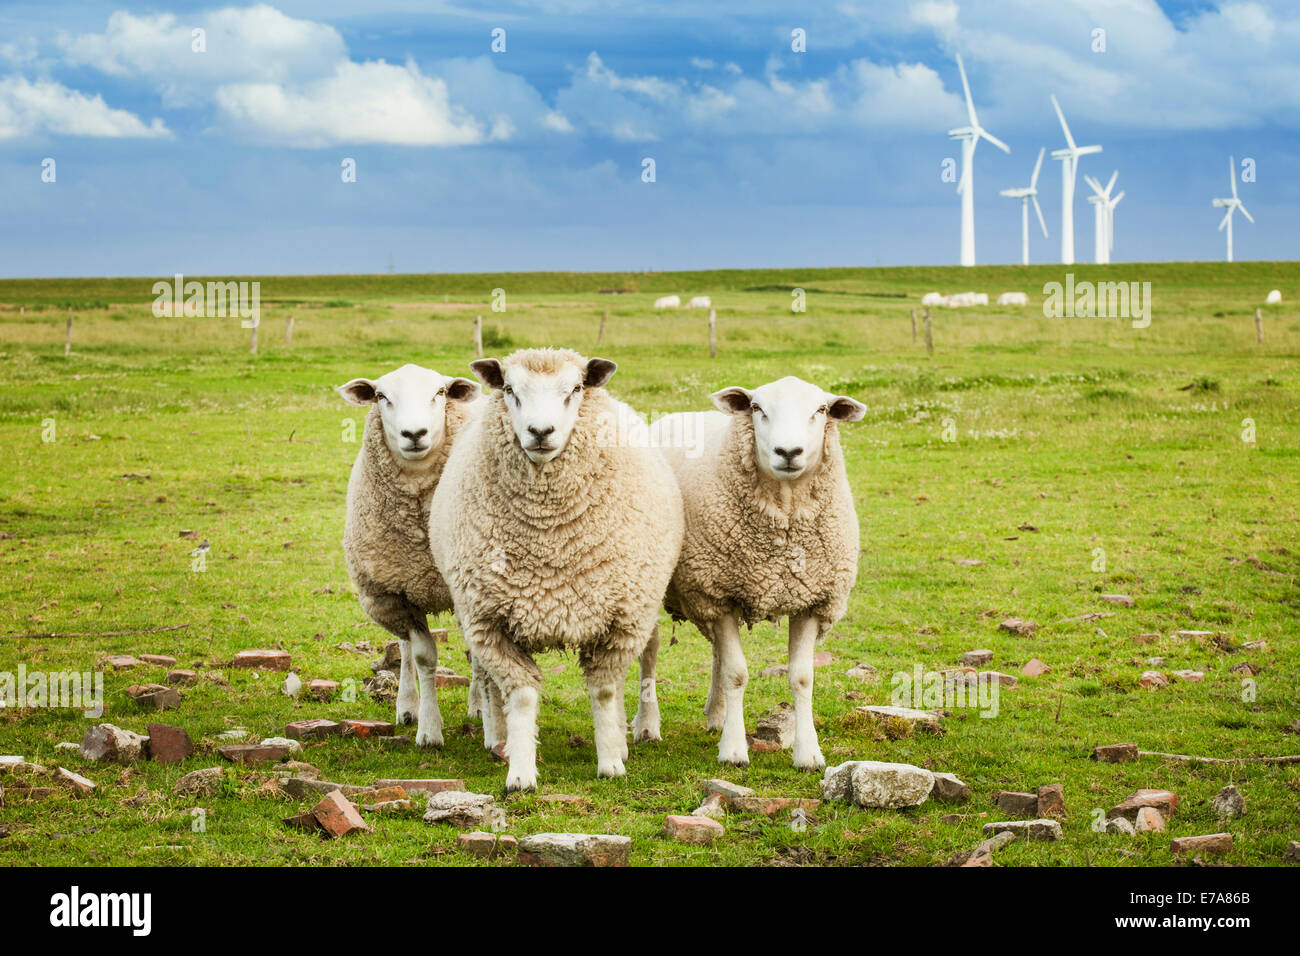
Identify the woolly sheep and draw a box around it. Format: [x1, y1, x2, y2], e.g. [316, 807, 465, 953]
[686, 296, 712, 309]
[647, 376, 865, 771]
[921, 292, 948, 306]
[997, 291, 1029, 306]
[948, 291, 988, 307]
[1266, 289, 1282, 304]
[654, 295, 681, 309]
[339, 364, 480, 747]
[429, 348, 684, 792]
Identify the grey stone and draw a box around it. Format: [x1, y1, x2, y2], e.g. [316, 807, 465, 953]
[281, 672, 302, 698]
[982, 818, 1063, 842]
[752, 703, 796, 747]
[516, 833, 631, 867]
[932, 772, 970, 802]
[80, 724, 148, 763]
[1212, 785, 1245, 819]
[173, 767, 224, 797]
[260, 736, 302, 754]
[422, 790, 498, 827]
[960, 649, 994, 666]
[821, 760, 935, 809]
[852, 705, 943, 733]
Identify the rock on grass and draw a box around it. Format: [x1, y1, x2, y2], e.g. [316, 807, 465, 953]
[516, 833, 631, 867]
[173, 767, 224, 796]
[663, 815, 723, 845]
[822, 760, 934, 809]
[982, 819, 1063, 842]
[1171, 833, 1232, 857]
[422, 791, 498, 827]
[80, 724, 148, 763]
[1212, 785, 1245, 819]
[1091, 743, 1139, 763]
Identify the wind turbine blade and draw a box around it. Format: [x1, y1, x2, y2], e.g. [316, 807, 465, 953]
[980, 128, 1011, 153]
[1051, 94, 1075, 150]
[1105, 170, 1118, 194]
[1229, 155, 1237, 199]
[1218, 208, 1233, 231]
[1032, 195, 1048, 237]
[1030, 147, 1044, 187]
[1239, 203, 1254, 224]
[1084, 174, 1103, 195]
[1111, 191, 1124, 206]
[956, 54, 977, 127]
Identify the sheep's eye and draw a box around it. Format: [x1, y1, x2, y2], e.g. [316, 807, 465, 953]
[815, 405, 828, 418]
[573, 384, 583, 394]
[503, 386, 513, 396]
[751, 404, 763, 417]
[375, 393, 387, 404]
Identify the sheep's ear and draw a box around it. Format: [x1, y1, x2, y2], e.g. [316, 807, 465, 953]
[828, 395, 866, 422]
[338, 379, 378, 405]
[445, 377, 480, 403]
[583, 357, 617, 388]
[710, 387, 753, 415]
[470, 359, 505, 390]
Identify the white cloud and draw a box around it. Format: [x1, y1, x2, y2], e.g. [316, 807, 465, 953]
[213, 59, 484, 147]
[0, 75, 169, 139]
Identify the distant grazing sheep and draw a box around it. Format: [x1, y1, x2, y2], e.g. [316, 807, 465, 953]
[1266, 289, 1282, 304]
[654, 295, 681, 309]
[686, 296, 712, 309]
[948, 292, 988, 307]
[338, 364, 480, 747]
[997, 292, 1029, 306]
[921, 292, 948, 307]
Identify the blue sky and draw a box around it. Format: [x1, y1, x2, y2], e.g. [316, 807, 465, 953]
[1, 0, 1297, 277]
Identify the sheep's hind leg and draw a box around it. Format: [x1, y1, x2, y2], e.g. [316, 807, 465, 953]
[787, 614, 825, 771]
[714, 613, 750, 766]
[704, 632, 725, 733]
[477, 659, 507, 750]
[409, 626, 444, 748]
[632, 630, 662, 743]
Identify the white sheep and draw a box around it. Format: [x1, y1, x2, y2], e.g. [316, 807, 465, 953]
[686, 296, 712, 309]
[339, 364, 480, 747]
[921, 292, 948, 307]
[1266, 289, 1282, 304]
[429, 348, 684, 791]
[654, 295, 681, 309]
[947, 291, 988, 307]
[646, 376, 865, 771]
[997, 292, 1029, 306]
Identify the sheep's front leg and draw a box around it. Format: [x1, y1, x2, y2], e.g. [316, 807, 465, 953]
[409, 627, 444, 748]
[788, 614, 825, 771]
[632, 630, 662, 743]
[396, 635, 419, 727]
[473, 656, 505, 749]
[714, 613, 750, 766]
[704, 635, 725, 732]
[467, 622, 542, 792]
[581, 644, 638, 778]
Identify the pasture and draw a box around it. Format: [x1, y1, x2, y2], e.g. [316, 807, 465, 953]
[0, 261, 1297, 866]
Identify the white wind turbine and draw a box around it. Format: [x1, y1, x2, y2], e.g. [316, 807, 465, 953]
[1000, 147, 1048, 265]
[1049, 94, 1102, 265]
[1212, 155, 1253, 262]
[1084, 171, 1124, 264]
[950, 54, 1010, 266]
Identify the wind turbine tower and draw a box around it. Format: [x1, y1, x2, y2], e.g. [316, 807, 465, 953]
[1049, 95, 1102, 265]
[950, 54, 1010, 266]
[1000, 147, 1049, 265]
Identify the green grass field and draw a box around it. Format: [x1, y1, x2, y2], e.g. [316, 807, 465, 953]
[1, 261, 1297, 866]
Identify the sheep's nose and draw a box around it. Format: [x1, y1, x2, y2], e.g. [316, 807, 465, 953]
[401, 428, 429, 441]
[775, 446, 803, 460]
[527, 425, 555, 438]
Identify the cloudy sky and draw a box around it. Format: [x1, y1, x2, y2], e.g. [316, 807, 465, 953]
[1, 0, 1297, 277]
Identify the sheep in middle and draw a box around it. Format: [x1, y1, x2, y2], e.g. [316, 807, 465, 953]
[429, 348, 683, 792]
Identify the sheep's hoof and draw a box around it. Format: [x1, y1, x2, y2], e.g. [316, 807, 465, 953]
[415, 728, 444, 748]
[717, 745, 750, 767]
[596, 758, 626, 778]
[705, 719, 724, 734]
[396, 710, 416, 726]
[792, 751, 826, 772]
[633, 728, 662, 743]
[505, 772, 537, 794]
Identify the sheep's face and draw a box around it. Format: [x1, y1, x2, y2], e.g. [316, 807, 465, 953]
[337, 364, 480, 463]
[472, 356, 617, 465]
[712, 376, 865, 481]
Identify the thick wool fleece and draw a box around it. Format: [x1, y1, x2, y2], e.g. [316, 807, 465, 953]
[430, 354, 683, 684]
[343, 400, 474, 633]
[665, 412, 859, 633]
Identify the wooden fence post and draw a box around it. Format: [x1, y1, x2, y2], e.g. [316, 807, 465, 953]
[708, 308, 717, 359]
[285, 315, 294, 345]
[474, 315, 483, 357]
[910, 308, 917, 344]
[250, 318, 258, 355]
[1254, 307, 1263, 344]
[65, 313, 73, 357]
[923, 308, 933, 356]
[597, 308, 607, 346]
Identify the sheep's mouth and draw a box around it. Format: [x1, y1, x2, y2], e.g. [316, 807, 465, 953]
[400, 442, 431, 457]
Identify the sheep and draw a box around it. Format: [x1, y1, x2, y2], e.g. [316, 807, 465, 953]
[654, 295, 681, 309]
[338, 364, 481, 748]
[1266, 289, 1282, 304]
[429, 348, 684, 791]
[997, 291, 1029, 306]
[686, 296, 712, 309]
[947, 291, 988, 307]
[921, 292, 948, 307]
[646, 376, 865, 772]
